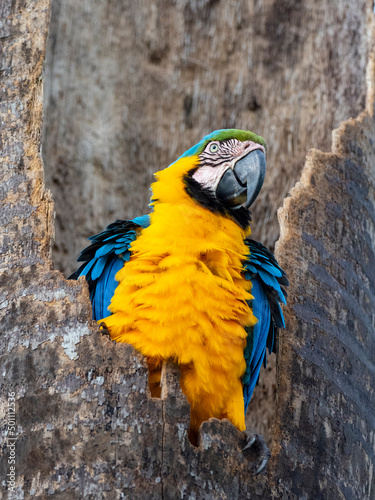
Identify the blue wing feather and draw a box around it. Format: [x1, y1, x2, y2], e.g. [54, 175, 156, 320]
[91, 256, 109, 281]
[243, 278, 271, 412]
[242, 239, 288, 413]
[69, 215, 151, 320]
[94, 256, 124, 320]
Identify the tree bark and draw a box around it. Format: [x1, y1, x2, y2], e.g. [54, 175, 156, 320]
[1, 1, 375, 499]
[273, 105, 375, 500]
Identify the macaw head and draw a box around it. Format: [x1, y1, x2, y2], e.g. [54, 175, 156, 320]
[151, 129, 266, 229]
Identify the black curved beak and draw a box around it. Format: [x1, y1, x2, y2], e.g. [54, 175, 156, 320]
[216, 149, 266, 209]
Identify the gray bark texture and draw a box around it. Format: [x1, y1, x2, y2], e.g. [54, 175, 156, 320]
[1, 0, 375, 499]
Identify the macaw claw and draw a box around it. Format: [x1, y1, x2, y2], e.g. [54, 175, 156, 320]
[243, 431, 271, 476]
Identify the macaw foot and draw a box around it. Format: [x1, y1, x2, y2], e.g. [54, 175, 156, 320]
[243, 431, 271, 476]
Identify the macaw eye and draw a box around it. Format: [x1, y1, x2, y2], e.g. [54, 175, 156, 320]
[209, 142, 219, 153]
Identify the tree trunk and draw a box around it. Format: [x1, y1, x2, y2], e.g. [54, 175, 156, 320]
[1, 1, 375, 498]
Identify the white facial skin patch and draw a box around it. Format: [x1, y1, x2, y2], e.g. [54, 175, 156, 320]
[192, 163, 230, 190]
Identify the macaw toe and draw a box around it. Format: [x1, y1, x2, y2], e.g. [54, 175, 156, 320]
[243, 431, 271, 475]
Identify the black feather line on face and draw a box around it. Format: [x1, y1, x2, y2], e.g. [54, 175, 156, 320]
[183, 169, 251, 229]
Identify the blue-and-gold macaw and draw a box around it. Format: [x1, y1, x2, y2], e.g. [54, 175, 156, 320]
[70, 129, 288, 474]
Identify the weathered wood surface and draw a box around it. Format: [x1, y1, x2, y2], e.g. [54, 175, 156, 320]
[1, 0, 375, 498]
[273, 108, 375, 499]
